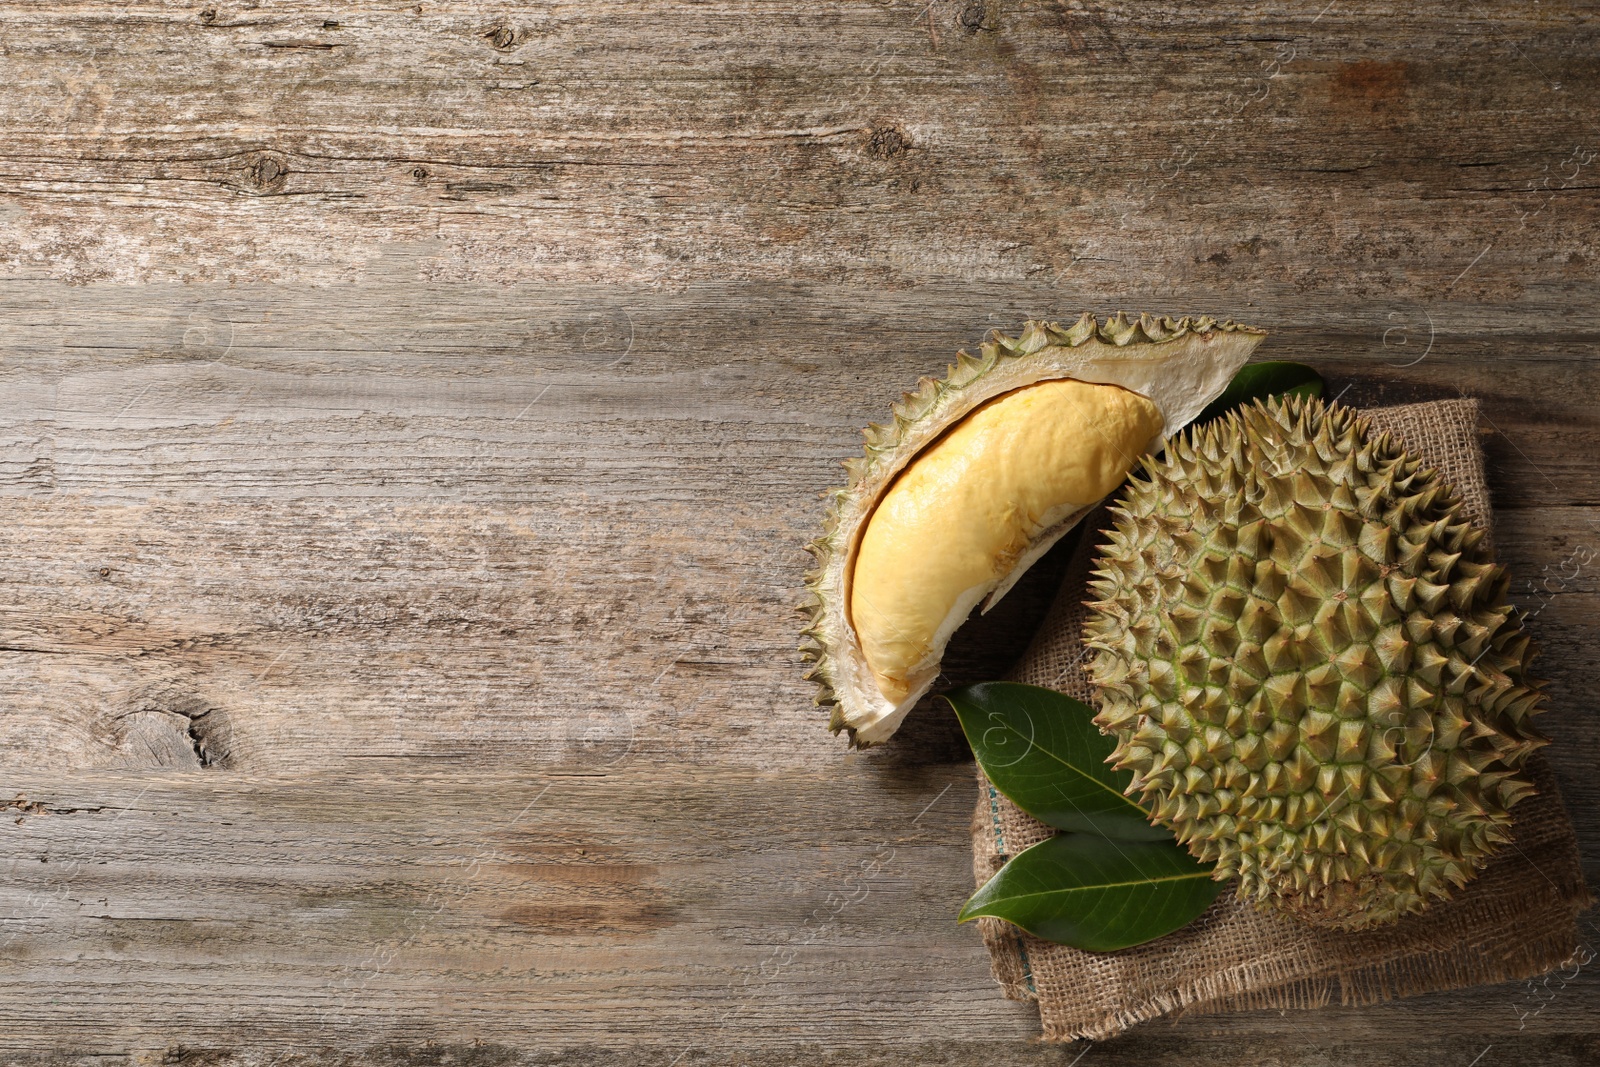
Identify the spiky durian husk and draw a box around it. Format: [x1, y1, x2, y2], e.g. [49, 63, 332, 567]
[1084, 395, 1547, 929]
[800, 312, 1267, 745]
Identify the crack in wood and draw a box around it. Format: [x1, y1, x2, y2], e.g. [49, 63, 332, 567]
[260, 40, 340, 51]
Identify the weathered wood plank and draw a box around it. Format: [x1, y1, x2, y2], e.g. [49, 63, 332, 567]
[2, 283, 1599, 509]
[0, 766, 1597, 1065]
[0, 2, 1595, 289]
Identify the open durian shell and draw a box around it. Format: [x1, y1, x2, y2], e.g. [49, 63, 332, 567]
[800, 312, 1268, 746]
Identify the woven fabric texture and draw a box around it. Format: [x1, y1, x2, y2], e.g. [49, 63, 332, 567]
[970, 397, 1592, 1042]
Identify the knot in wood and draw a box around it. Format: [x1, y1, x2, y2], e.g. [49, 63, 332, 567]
[959, 2, 992, 32]
[868, 126, 909, 160]
[485, 24, 521, 51]
[99, 684, 236, 771]
[245, 151, 290, 193]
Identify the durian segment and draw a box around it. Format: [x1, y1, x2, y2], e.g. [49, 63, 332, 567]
[1085, 395, 1547, 930]
[801, 313, 1266, 746]
[852, 379, 1163, 707]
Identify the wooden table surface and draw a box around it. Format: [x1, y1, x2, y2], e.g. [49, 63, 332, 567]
[1, 3, 1597, 1064]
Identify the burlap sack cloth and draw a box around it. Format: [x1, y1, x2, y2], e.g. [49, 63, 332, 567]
[971, 398, 1593, 1041]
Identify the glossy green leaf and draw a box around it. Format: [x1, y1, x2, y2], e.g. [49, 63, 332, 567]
[1195, 360, 1324, 426]
[948, 682, 1170, 841]
[959, 832, 1224, 951]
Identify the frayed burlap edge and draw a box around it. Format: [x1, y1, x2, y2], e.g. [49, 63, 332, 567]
[970, 398, 1594, 1042]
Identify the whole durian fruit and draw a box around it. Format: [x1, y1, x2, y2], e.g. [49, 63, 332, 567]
[1084, 395, 1547, 930]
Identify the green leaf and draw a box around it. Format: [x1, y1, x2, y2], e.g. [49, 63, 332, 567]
[948, 682, 1170, 841]
[959, 833, 1224, 952]
[1195, 360, 1324, 426]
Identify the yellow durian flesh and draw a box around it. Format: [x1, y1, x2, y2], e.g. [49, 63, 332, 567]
[850, 380, 1163, 705]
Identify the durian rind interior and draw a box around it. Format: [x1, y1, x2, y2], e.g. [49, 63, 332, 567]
[801, 313, 1267, 745]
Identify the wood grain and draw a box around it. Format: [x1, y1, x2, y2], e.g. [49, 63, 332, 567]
[0, 0, 1596, 1062]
